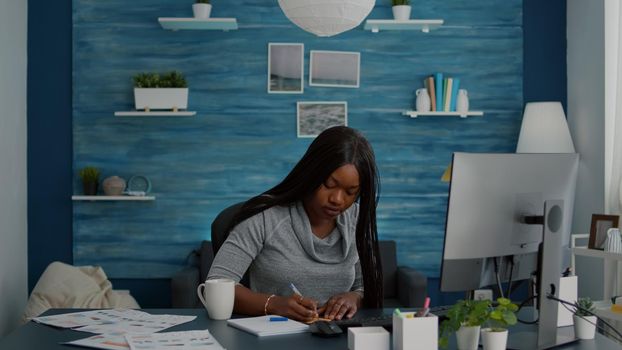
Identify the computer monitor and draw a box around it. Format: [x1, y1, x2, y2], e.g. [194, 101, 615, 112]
[440, 153, 579, 292]
[440, 152, 581, 349]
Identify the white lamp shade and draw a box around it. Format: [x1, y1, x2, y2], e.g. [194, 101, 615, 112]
[516, 102, 576, 153]
[278, 0, 375, 37]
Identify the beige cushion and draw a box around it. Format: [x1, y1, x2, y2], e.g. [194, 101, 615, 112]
[21, 261, 140, 324]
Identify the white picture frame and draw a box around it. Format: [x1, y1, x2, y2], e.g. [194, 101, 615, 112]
[309, 50, 360, 88]
[297, 101, 348, 138]
[268, 43, 304, 94]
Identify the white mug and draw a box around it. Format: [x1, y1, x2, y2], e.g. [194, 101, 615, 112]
[197, 278, 235, 320]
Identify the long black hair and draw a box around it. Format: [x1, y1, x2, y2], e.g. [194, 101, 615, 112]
[227, 126, 383, 308]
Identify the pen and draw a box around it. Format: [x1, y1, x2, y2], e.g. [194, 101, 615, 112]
[289, 283, 303, 298]
[289, 282, 318, 316]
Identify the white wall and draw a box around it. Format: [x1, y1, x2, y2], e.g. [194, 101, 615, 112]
[0, 0, 28, 337]
[567, 0, 606, 298]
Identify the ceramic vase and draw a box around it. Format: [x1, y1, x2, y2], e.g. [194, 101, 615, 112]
[102, 176, 127, 196]
[480, 328, 508, 350]
[456, 325, 480, 350]
[415, 88, 431, 112]
[573, 315, 597, 339]
[192, 3, 212, 19]
[605, 228, 622, 253]
[456, 89, 469, 113]
[392, 5, 411, 21]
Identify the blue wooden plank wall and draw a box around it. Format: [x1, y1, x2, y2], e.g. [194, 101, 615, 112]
[73, 0, 523, 278]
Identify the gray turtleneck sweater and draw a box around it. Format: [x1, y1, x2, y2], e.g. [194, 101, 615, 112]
[207, 201, 363, 304]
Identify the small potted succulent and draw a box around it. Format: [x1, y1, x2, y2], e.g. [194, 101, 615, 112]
[480, 298, 518, 350]
[79, 166, 101, 195]
[391, 0, 411, 21]
[193, 0, 212, 19]
[133, 71, 188, 112]
[573, 297, 597, 339]
[439, 299, 490, 349]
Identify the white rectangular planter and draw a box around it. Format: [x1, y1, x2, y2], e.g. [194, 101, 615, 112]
[348, 327, 389, 350]
[134, 88, 189, 111]
[393, 313, 438, 350]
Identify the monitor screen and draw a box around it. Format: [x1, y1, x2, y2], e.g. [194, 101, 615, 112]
[440, 153, 579, 292]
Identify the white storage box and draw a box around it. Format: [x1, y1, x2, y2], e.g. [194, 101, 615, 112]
[348, 326, 390, 350]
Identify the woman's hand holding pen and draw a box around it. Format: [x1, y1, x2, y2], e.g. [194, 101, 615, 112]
[267, 294, 319, 322]
[319, 291, 362, 320]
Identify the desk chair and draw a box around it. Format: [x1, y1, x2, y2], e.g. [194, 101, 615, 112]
[171, 202, 428, 308]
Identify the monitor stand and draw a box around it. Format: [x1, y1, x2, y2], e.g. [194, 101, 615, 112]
[508, 200, 579, 349]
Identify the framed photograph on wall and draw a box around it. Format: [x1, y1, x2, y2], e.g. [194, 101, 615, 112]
[309, 50, 360, 88]
[297, 101, 347, 138]
[588, 214, 620, 250]
[268, 43, 304, 94]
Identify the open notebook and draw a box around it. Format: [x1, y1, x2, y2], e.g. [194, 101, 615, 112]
[227, 315, 309, 337]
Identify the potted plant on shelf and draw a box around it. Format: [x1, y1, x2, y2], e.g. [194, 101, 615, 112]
[79, 166, 101, 196]
[439, 299, 490, 350]
[573, 297, 597, 339]
[193, 0, 212, 19]
[133, 71, 188, 112]
[391, 0, 411, 21]
[480, 298, 518, 350]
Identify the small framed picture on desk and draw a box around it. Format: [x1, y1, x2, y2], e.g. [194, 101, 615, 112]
[588, 214, 619, 250]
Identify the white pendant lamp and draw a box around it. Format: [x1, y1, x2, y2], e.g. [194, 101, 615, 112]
[278, 0, 376, 37]
[516, 102, 576, 153]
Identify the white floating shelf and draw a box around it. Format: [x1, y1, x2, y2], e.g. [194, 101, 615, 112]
[114, 111, 196, 117]
[403, 110, 484, 118]
[593, 301, 622, 322]
[72, 195, 156, 201]
[158, 17, 238, 31]
[364, 19, 444, 33]
[572, 247, 622, 262]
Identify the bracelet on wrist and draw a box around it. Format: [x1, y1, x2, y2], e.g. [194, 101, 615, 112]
[264, 294, 276, 315]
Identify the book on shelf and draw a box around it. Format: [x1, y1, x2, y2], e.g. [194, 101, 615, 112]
[424, 76, 436, 111]
[450, 78, 460, 111]
[419, 73, 465, 113]
[443, 77, 453, 112]
[434, 72, 443, 113]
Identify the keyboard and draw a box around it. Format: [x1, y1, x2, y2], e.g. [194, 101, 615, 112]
[332, 305, 453, 330]
[429, 304, 452, 317]
[333, 314, 393, 329]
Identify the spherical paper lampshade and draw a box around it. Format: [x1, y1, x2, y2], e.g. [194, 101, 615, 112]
[278, 0, 376, 37]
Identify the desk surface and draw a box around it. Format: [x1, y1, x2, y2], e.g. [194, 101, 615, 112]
[1, 308, 620, 350]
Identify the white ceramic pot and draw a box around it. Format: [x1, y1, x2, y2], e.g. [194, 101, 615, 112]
[392, 5, 411, 21]
[102, 176, 126, 196]
[415, 88, 431, 112]
[456, 89, 469, 113]
[192, 3, 212, 19]
[134, 88, 189, 111]
[456, 325, 480, 350]
[573, 315, 597, 339]
[480, 328, 508, 350]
